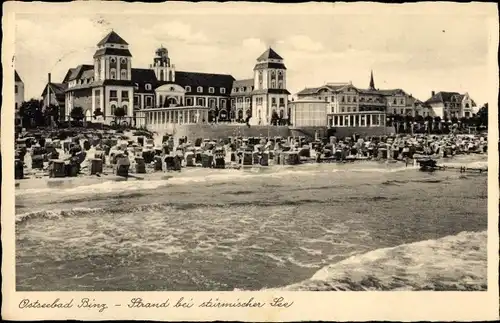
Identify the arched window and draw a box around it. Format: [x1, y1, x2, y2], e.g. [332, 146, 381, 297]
[145, 84, 151, 91]
[122, 104, 128, 115]
[185, 86, 191, 92]
[111, 104, 116, 115]
[220, 88, 226, 94]
[121, 70, 127, 79]
[197, 86, 203, 93]
[159, 72, 164, 81]
[120, 58, 127, 64]
[110, 69, 116, 79]
[209, 87, 215, 94]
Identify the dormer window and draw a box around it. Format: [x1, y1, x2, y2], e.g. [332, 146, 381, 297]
[220, 88, 226, 94]
[233, 88, 238, 93]
[185, 86, 191, 92]
[209, 87, 215, 94]
[197, 86, 203, 93]
[145, 83, 151, 91]
[134, 83, 139, 90]
[240, 87, 244, 92]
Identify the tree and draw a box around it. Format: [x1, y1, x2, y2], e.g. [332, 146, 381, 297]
[44, 104, 60, 127]
[70, 106, 84, 121]
[271, 110, 279, 126]
[93, 108, 103, 119]
[19, 99, 44, 128]
[114, 107, 126, 119]
[478, 103, 488, 128]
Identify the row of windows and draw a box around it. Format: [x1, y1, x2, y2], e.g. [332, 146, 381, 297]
[109, 90, 129, 99]
[233, 86, 254, 93]
[184, 86, 226, 94]
[109, 57, 128, 65]
[315, 95, 403, 104]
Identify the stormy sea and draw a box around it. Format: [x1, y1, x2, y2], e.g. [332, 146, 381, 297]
[15, 155, 488, 291]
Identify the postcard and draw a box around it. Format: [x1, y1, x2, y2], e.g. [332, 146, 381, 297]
[2, 1, 499, 321]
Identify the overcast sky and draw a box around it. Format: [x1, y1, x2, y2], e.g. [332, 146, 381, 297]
[14, 2, 497, 105]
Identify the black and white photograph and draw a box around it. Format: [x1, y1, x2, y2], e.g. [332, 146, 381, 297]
[2, 1, 499, 321]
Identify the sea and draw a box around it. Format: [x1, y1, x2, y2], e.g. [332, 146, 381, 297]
[15, 154, 488, 291]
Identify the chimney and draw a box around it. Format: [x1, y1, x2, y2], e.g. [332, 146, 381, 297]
[431, 91, 435, 96]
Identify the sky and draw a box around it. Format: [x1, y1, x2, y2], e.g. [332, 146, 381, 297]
[14, 2, 497, 105]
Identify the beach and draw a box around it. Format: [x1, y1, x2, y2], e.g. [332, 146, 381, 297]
[15, 154, 487, 291]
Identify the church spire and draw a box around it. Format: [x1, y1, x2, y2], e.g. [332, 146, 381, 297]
[369, 70, 375, 90]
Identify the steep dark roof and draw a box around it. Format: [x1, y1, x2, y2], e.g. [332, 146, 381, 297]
[62, 68, 75, 83]
[253, 62, 287, 70]
[131, 68, 157, 93]
[68, 65, 94, 81]
[41, 83, 67, 105]
[231, 79, 254, 96]
[173, 71, 235, 96]
[15, 70, 23, 83]
[296, 83, 350, 96]
[425, 91, 462, 104]
[251, 88, 290, 95]
[257, 48, 283, 61]
[97, 31, 129, 46]
[94, 47, 132, 58]
[296, 87, 321, 96]
[232, 78, 254, 88]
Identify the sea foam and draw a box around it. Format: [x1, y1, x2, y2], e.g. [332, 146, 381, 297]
[271, 230, 487, 291]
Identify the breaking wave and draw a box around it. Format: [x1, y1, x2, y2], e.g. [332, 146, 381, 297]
[15, 165, 418, 197]
[271, 230, 487, 291]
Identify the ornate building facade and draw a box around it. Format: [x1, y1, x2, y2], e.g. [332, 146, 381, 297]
[43, 30, 290, 128]
[295, 71, 427, 128]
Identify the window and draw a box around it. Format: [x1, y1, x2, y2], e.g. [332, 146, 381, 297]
[341, 107, 345, 112]
[400, 99, 404, 104]
[221, 88, 226, 94]
[279, 98, 285, 106]
[110, 57, 116, 63]
[393, 99, 397, 104]
[272, 98, 276, 106]
[353, 96, 357, 102]
[347, 96, 351, 103]
[197, 98, 205, 106]
[221, 99, 226, 107]
[121, 70, 127, 79]
[186, 98, 193, 106]
[185, 86, 191, 92]
[209, 87, 215, 94]
[134, 96, 139, 106]
[197, 86, 203, 93]
[122, 104, 128, 115]
[111, 104, 116, 115]
[145, 84, 151, 91]
[134, 83, 139, 90]
[110, 90, 118, 99]
[121, 58, 127, 64]
[15, 85, 18, 94]
[122, 91, 128, 99]
[341, 96, 345, 103]
[146, 96, 152, 107]
[110, 69, 116, 79]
